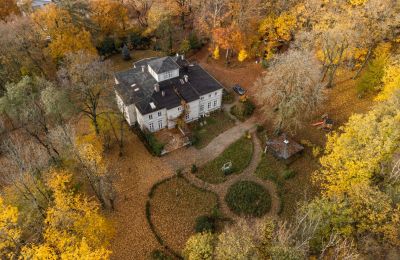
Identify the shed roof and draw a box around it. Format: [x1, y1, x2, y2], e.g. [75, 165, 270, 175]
[266, 134, 304, 160]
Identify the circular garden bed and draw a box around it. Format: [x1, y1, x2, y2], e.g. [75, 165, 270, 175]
[225, 181, 271, 217]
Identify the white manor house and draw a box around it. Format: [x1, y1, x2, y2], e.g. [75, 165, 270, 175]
[114, 55, 223, 132]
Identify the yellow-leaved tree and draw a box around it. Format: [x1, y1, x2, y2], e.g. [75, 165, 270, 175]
[0, 197, 21, 258]
[90, 0, 128, 37]
[21, 169, 113, 259]
[375, 56, 400, 101]
[32, 4, 96, 59]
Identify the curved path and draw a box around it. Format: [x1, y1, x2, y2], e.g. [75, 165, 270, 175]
[182, 133, 280, 220]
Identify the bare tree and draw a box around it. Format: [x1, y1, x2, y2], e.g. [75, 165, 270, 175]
[255, 48, 325, 134]
[122, 0, 153, 28]
[58, 51, 114, 135]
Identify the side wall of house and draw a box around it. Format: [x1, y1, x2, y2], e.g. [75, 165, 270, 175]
[116, 92, 137, 126]
[137, 107, 167, 132]
[199, 89, 223, 116]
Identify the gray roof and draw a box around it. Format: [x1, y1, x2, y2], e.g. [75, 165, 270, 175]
[114, 56, 223, 115]
[148, 56, 180, 74]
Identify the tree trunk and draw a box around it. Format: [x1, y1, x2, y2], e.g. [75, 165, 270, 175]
[352, 45, 374, 80]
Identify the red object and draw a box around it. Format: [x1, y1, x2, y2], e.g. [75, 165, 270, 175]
[312, 121, 324, 126]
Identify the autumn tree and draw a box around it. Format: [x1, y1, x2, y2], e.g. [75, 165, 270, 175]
[183, 232, 216, 260]
[33, 4, 96, 59]
[58, 51, 114, 135]
[90, 0, 128, 37]
[375, 55, 400, 101]
[122, 0, 153, 28]
[20, 169, 113, 258]
[0, 196, 21, 258]
[0, 0, 19, 21]
[0, 16, 55, 92]
[255, 49, 325, 133]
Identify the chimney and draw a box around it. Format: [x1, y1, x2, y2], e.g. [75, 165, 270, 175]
[133, 64, 136, 69]
[161, 90, 165, 97]
[176, 53, 179, 57]
[184, 75, 189, 82]
[282, 134, 289, 159]
[141, 65, 145, 72]
[154, 83, 160, 92]
[181, 54, 185, 60]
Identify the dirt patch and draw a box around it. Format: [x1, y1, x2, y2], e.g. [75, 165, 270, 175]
[106, 128, 174, 260]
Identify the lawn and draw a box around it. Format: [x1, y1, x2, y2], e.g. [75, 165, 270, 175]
[225, 181, 271, 217]
[192, 111, 236, 149]
[149, 177, 218, 253]
[196, 137, 253, 184]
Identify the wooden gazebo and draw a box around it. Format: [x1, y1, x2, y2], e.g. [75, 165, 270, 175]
[265, 134, 304, 162]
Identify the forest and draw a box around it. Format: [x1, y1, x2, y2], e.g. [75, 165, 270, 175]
[0, 0, 399, 259]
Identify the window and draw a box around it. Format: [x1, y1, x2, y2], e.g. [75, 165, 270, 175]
[200, 104, 204, 111]
[149, 114, 153, 119]
[209, 94, 211, 98]
[215, 92, 218, 96]
[158, 120, 163, 129]
[214, 100, 217, 107]
[185, 114, 190, 120]
[178, 107, 182, 111]
[165, 71, 173, 79]
[200, 96, 204, 100]
[158, 111, 162, 117]
[208, 102, 211, 109]
[149, 123, 154, 131]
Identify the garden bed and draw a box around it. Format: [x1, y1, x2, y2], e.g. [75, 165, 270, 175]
[196, 137, 253, 184]
[225, 181, 271, 217]
[149, 177, 218, 253]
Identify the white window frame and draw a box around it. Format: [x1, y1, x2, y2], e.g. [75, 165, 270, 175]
[158, 120, 163, 129]
[200, 104, 204, 111]
[208, 102, 211, 109]
[149, 114, 153, 119]
[149, 122, 154, 131]
[158, 111, 162, 117]
[214, 100, 217, 107]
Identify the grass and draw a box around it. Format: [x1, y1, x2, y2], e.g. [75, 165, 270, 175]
[192, 111, 236, 149]
[196, 137, 253, 184]
[225, 181, 271, 217]
[150, 177, 218, 252]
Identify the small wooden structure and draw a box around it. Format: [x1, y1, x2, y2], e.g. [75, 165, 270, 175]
[265, 134, 304, 163]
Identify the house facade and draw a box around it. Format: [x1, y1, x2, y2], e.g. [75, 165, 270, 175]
[114, 55, 224, 132]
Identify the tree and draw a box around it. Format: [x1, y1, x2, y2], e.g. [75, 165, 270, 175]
[0, 0, 19, 21]
[59, 51, 114, 135]
[255, 49, 325, 133]
[0, 77, 68, 162]
[375, 55, 400, 101]
[121, 44, 131, 61]
[20, 169, 113, 259]
[0, 16, 55, 92]
[32, 4, 96, 59]
[122, 0, 153, 28]
[90, 0, 128, 37]
[0, 196, 21, 258]
[183, 232, 216, 260]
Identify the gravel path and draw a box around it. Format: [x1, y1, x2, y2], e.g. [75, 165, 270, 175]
[161, 116, 257, 171]
[182, 133, 280, 220]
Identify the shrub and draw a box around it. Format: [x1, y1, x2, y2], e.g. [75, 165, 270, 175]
[225, 181, 271, 217]
[189, 33, 202, 50]
[230, 99, 255, 121]
[282, 169, 296, 180]
[191, 164, 198, 173]
[179, 39, 191, 54]
[128, 32, 150, 49]
[195, 215, 216, 233]
[151, 250, 173, 260]
[312, 146, 322, 158]
[256, 124, 265, 133]
[145, 131, 164, 156]
[97, 37, 116, 56]
[222, 90, 234, 104]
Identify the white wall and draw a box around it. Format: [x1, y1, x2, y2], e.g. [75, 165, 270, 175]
[199, 89, 223, 116]
[148, 65, 179, 82]
[116, 92, 137, 126]
[137, 107, 167, 132]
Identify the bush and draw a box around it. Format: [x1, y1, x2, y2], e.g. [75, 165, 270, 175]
[97, 37, 116, 56]
[222, 89, 234, 104]
[282, 169, 296, 180]
[194, 215, 216, 233]
[256, 124, 265, 133]
[191, 164, 198, 173]
[151, 250, 173, 260]
[128, 32, 150, 49]
[132, 125, 165, 156]
[189, 33, 202, 50]
[230, 99, 255, 121]
[225, 181, 271, 217]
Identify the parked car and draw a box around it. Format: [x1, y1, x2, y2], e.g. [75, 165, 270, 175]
[232, 84, 246, 95]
